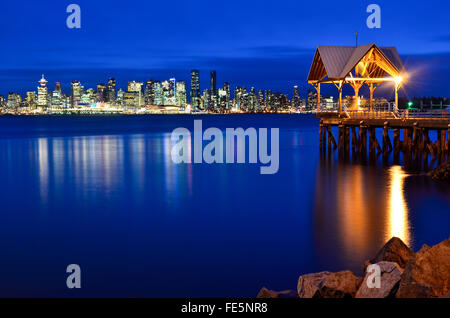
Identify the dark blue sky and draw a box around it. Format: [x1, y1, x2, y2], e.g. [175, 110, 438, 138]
[1, 0, 449, 98]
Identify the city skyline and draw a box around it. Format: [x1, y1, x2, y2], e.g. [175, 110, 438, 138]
[1, 1, 450, 98]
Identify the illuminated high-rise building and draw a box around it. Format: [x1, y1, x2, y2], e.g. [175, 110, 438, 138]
[153, 81, 163, 106]
[292, 86, 300, 108]
[96, 84, 107, 103]
[25, 91, 37, 108]
[7, 92, 21, 108]
[127, 81, 143, 107]
[37, 74, 48, 108]
[71, 80, 82, 107]
[176, 81, 186, 107]
[144, 80, 155, 105]
[107, 78, 116, 104]
[162, 78, 176, 105]
[210, 71, 216, 94]
[190, 70, 200, 109]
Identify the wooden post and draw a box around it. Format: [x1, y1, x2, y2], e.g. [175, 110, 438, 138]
[441, 129, 446, 156]
[351, 126, 358, 152]
[317, 83, 321, 112]
[338, 122, 344, 157]
[319, 120, 324, 150]
[382, 122, 392, 154]
[338, 81, 343, 113]
[369, 83, 375, 112]
[359, 121, 367, 156]
[394, 82, 399, 112]
[344, 126, 350, 157]
[327, 125, 337, 150]
[436, 130, 442, 155]
[394, 128, 400, 164]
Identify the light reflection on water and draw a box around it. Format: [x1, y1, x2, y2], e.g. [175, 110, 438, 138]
[314, 163, 414, 269]
[387, 166, 410, 246]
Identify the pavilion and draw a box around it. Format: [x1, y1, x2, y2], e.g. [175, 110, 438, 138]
[307, 43, 406, 113]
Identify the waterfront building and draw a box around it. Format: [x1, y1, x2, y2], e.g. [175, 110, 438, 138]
[144, 80, 155, 105]
[7, 92, 21, 108]
[25, 91, 37, 108]
[292, 86, 301, 108]
[128, 81, 143, 106]
[107, 78, 116, 104]
[176, 81, 187, 107]
[202, 89, 211, 110]
[116, 88, 124, 107]
[162, 79, 176, 106]
[37, 74, 49, 108]
[153, 81, 163, 106]
[224, 82, 230, 109]
[96, 84, 107, 103]
[190, 70, 200, 109]
[123, 91, 137, 109]
[218, 88, 227, 111]
[71, 80, 82, 107]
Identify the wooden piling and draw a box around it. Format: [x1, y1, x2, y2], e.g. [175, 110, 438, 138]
[344, 126, 350, 157]
[359, 121, 367, 157]
[382, 122, 392, 154]
[319, 120, 324, 150]
[393, 128, 400, 164]
[327, 125, 337, 150]
[351, 126, 358, 152]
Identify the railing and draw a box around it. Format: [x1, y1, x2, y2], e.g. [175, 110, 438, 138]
[317, 103, 450, 120]
[398, 109, 448, 119]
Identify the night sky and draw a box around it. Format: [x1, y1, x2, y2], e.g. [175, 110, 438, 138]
[1, 0, 449, 99]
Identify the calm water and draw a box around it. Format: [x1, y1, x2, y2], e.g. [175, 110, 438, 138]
[0, 114, 448, 297]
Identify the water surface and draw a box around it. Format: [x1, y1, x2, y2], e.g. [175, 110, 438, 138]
[0, 114, 448, 297]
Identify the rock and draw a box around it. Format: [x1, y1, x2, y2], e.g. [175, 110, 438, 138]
[355, 262, 403, 298]
[257, 287, 298, 298]
[297, 271, 362, 298]
[397, 237, 450, 298]
[427, 162, 450, 182]
[365, 237, 414, 270]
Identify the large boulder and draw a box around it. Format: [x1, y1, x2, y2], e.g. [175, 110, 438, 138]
[257, 287, 298, 298]
[355, 262, 403, 298]
[365, 237, 414, 270]
[396, 237, 450, 298]
[297, 271, 362, 298]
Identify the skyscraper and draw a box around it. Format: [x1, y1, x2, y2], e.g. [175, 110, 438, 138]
[71, 80, 82, 107]
[176, 81, 187, 107]
[293, 86, 300, 108]
[210, 71, 216, 94]
[144, 80, 155, 105]
[107, 78, 116, 104]
[96, 84, 107, 103]
[128, 81, 143, 107]
[190, 70, 200, 109]
[37, 74, 48, 108]
[51, 81, 62, 109]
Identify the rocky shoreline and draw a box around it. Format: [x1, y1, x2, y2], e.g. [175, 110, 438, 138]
[258, 236, 450, 298]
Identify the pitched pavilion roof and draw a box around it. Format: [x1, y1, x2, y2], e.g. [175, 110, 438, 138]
[307, 43, 404, 82]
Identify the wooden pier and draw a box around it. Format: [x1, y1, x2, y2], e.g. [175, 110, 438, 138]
[318, 113, 450, 167]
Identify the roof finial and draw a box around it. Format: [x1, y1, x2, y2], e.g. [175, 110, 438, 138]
[356, 32, 358, 47]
